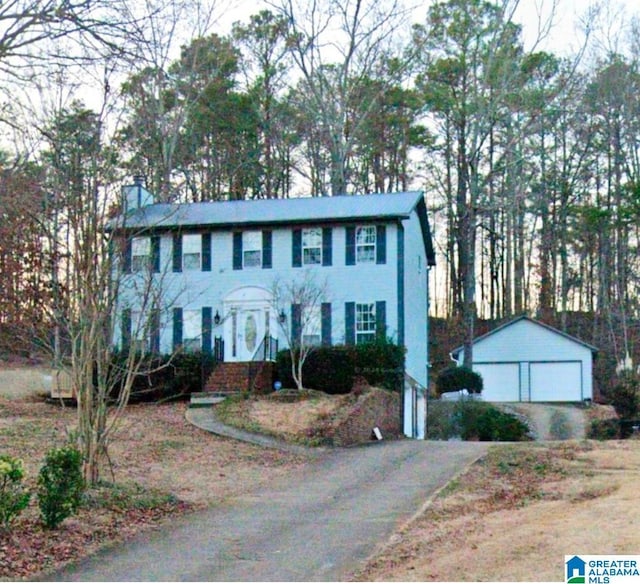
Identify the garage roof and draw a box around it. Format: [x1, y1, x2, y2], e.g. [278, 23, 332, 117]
[450, 315, 598, 358]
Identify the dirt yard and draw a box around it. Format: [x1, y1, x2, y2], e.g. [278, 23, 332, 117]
[354, 439, 640, 581]
[2, 366, 639, 582]
[0, 369, 308, 579]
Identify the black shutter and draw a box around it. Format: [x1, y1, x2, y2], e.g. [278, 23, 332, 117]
[202, 233, 212, 272]
[233, 232, 243, 270]
[172, 233, 182, 273]
[322, 227, 332, 266]
[345, 226, 356, 265]
[376, 300, 386, 339]
[262, 230, 272, 268]
[376, 225, 386, 264]
[121, 309, 132, 351]
[173, 307, 183, 350]
[292, 229, 302, 267]
[151, 236, 161, 273]
[150, 309, 160, 353]
[202, 307, 212, 355]
[291, 303, 302, 348]
[123, 238, 132, 274]
[345, 302, 355, 345]
[321, 302, 332, 346]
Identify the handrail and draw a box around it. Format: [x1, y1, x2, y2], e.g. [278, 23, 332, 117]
[251, 334, 278, 362]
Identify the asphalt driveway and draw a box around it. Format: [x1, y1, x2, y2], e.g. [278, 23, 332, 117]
[49, 440, 487, 581]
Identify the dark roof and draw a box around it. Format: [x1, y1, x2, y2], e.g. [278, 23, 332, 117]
[450, 315, 598, 357]
[114, 191, 436, 265]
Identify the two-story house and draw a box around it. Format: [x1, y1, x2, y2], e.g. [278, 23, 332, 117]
[114, 179, 436, 438]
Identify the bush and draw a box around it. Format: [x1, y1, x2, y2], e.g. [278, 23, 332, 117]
[275, 340, 405, 394]
[110, 351, 217, 403]
[37, 446, 85, 529]
[436, 366, 483, 396]
[455, 400, 530, 441]
[0, 455, 30, 530]
[588, 418, 621, 440]
[427, 399, 530, 441]
[609, 372, 640, 419]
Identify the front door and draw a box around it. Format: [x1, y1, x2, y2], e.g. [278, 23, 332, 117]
[224, 286, 275, 363]
[236, 309, 263, 361]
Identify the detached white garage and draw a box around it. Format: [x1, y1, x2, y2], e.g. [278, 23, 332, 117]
[450, 316, 597, 402]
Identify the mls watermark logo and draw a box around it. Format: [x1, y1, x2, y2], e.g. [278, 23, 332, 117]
[565, 555, 640, 584]
[566, 556, 586, 583]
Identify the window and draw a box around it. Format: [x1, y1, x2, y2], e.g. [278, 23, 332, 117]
[183, 234, 201, 271]
[302, 228, 322, 265]
[302, 305, 321, 346]
[183, 309, 201, 352]
[131, 237, 150, 272]
[356, 226, 376, 263]
[243, 231, 262, 268]
[355, 303, 376, 344]
[130, 310, 149, 351]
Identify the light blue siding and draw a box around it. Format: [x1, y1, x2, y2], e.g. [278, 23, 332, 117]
[118, 223, 400, 354]
[457, 318, 594, 402]
[402, 211, 429, 388]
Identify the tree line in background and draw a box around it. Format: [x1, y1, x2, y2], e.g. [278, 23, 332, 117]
[2, 0, 640, 372]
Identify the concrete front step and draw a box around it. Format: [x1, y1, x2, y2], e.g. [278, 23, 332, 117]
[190, 391, 237, 407]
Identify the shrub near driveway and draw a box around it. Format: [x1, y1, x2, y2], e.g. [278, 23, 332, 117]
[427, 399, 531, 441]
[0, 455, 30, 530]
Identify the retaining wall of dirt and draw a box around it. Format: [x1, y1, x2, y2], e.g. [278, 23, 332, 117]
[330, 387, 401, 446]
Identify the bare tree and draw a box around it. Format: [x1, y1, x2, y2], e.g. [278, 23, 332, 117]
[272, 271, 328, 391]
[273, 0, 408, 195]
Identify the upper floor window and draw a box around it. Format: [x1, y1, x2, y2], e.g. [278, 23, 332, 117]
[356, 226, 376, 263]
[243, 231, 262, 268]
[183, 234, 201, 271]
[131, 237, 150, 272]
[302, 228, 322, 265]
[356, 302, 376, 344]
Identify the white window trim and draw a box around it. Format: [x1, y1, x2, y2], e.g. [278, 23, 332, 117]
[183, 308, 201, 352]
[243, 230, 262, 268]
[131, 236, 151, 272]
[131, 310, 150, 351]
[355, 302, 376, 345]
[355, 225, 376, 264]
[302, 227, 322, 265]
[302, 305, 321, 346]
[183, 234, 202, 271]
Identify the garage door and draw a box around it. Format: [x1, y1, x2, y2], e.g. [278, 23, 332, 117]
[473, 363, 520, 402]
[529, 362, 582, 401]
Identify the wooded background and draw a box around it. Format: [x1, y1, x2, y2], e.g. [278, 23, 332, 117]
[0, 0, 638, 397]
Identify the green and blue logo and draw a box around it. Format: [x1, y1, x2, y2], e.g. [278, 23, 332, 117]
[567, 556, 586, 584]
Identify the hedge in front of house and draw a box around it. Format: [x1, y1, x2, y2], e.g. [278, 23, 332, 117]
[275, 340, 405, 394]
[109, 351, 217, 403]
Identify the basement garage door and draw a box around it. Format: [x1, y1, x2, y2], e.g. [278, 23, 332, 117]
[474, 363, 520, 402]
[529, 362, 582, 402]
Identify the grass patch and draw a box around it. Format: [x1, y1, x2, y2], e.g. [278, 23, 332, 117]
[83, 481, 180, 511]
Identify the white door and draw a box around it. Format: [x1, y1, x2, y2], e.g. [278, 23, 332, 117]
[473, 363, 520, 401]
[231, 308, 266, 361]
[530, 362, 582, 401]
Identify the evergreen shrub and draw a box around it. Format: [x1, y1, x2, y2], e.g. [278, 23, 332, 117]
[109, 351, 217, 402]
[37, 446, 85, 529]
[436, 365, 483, 396]
[275, 340, 405, 394]
[0, 455, 31, 530]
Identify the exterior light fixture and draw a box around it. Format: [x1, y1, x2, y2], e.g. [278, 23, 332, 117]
[279, 310, 286, 324]
[214, 310, 221, 325]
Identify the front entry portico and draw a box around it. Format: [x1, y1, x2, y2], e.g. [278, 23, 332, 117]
[223, 286, 277, 362]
